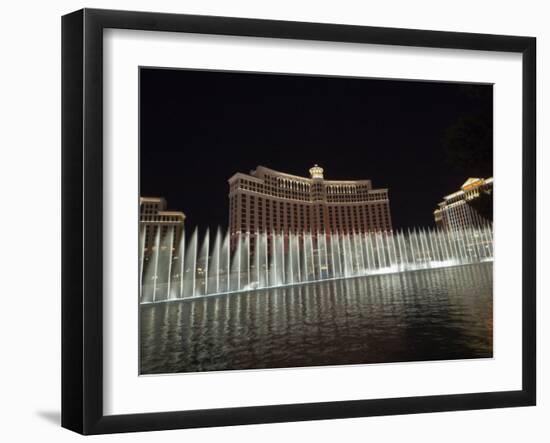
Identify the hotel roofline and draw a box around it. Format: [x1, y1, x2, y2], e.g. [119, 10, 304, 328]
[228, 165, 374, 186]
[139, 197, 186, 221]
[438, 177, 493, 204]
[140, 196, 167, 204]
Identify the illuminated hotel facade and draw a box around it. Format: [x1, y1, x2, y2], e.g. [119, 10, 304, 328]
[139, 197, 186, 260]
[434, 177, 493, 231]
[228, 165, 392, 237]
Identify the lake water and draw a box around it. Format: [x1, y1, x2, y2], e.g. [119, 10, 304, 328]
[140, 262, 492, 374]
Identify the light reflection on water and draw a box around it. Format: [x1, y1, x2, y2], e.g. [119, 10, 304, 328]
[140, 262, 493, 374]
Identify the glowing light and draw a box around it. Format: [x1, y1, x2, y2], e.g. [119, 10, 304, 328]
[309, 164, 324, 179]
[140, 225, 493, 303]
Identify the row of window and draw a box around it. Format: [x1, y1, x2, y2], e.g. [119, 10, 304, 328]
[232, 178, 387, 203]
[441, 203, 486, 230]
[230, 193, 390, 212]
[230, 193, 391, 234]
[141, 216, 182, 223]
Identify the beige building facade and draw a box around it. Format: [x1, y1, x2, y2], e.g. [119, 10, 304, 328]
[228, 165, 392, 237]
[434, 177, 493, 230]
[139, 197, 185, 260]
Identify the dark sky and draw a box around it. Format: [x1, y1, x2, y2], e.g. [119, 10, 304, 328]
[140, 68, 492, 232]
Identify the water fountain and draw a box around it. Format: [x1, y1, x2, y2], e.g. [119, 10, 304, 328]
[140, 225, 494, 303]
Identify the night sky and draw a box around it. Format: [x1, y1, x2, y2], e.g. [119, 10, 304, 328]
[140, 68, 492, 232]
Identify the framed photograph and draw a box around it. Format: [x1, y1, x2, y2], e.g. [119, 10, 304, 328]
[62, 8, 536, 434]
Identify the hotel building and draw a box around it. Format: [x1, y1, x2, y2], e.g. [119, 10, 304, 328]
[228, 165, 392, 237]
[434, 177, 493, 230]
[139, 197, 186, 260]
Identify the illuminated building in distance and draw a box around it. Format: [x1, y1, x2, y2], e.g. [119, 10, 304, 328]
[139, 197, 186, 261]
[434, 177, 493, 230]
[228, 165, 392, 237]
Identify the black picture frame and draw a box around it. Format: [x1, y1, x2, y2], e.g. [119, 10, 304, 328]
[62, 8, 536, 435]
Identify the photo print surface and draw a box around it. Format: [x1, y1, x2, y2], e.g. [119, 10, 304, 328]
[139, 68, 493, 375]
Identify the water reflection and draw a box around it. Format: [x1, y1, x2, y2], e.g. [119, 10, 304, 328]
[140, 262, 492, 374]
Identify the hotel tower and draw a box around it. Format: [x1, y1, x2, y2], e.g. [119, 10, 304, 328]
[139, 197, 186, 261]
[434, 177, 493, 230]
[228, 165, 392, 238]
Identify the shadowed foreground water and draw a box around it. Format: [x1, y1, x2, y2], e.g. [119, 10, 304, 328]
[140, 262, 492, 374]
